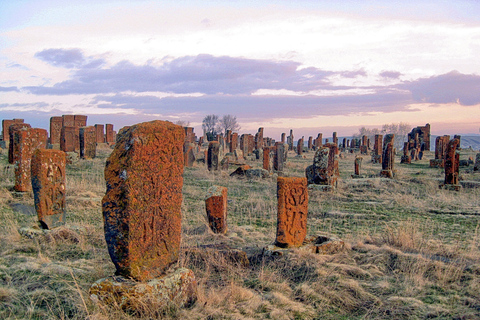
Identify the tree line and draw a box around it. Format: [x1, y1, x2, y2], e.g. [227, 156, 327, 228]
[202, 114, 240, 141]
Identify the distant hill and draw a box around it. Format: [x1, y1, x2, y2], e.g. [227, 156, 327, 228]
[431, 135, 480, 151]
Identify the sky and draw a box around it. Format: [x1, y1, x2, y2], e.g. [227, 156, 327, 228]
[1, 0, 480, 139]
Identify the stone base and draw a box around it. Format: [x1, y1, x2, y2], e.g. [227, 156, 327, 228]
[440, 184, 462, 191]
[263, 235, 345, 256]
[89, 268, 197, 312]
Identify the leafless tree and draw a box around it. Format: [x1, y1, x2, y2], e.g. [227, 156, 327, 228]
[217, 114, 241, 136]
[202, 114, 219, 140]
[175, 120, 190, 127]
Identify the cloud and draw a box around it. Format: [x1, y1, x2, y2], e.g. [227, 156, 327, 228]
[33, 48, 106, 70]
[0, 86, 19, 92]
[399, 71, 480, 105]
[380, 71, 402, 79]
[25, 53, 350, 95]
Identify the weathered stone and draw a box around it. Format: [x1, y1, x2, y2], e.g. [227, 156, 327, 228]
[275, 177, 308, 248]
[308, 136, 313, 150]
[79, 126, 96, 159]
[380, 134, 395, 178]
[74, 115, 87, 128]
[263, 147, 270, 171]
[102, 120, 184, 281]
[314, 133, 323, 149]
[288, 129, 294, 150]
[89, 268, 197, 311]
[408, 123, 430, 151]
[297, 138, 304, 155]
[184, 145, 195, 167]
[274, 142, 284, 172]
[49, 116, 63, 145]
[400, 142, 411, 164]
[31, 149, 66, 229]
[2, 118, 24, 142]
[372, 134, 383, 163]
[205, 186, 228, 234]
[62, 115, 75, 127]
[207, 141, 220, 171]
[105, 124, 114, 144]
[306, 144, 339, 187]
[255, 127, 264, 150]
[8, 123, 31, 164]
[229, 165, 252, 177]
[354, 156, 362, 176]
[95, 124, 104, 143]
[443, 138, 460, 189]
[14, 128, 48, 192]
[60, 126, 79, 152]
[245, 168, 269, 179]
[474, 153, 480, 171]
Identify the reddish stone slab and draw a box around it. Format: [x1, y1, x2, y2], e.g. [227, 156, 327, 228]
[95, 124, 105, 143]
[8, 123, 31, 164]
[275, 177, 308, 248]
[74, 115, 87, 128]
[184, 127, 195, 144]
[381, 134, 395, 178]
[230, 132, 238, 153]
[184, 145, 195, 167]
[49, 116, 63, 144]
[79, 126, 96, 159]
[354, 156, 363, 175]
[205, 186, 228, 234]
[263, 147, 270, 171]
[60, 126, 79, 152]
[102, 120, 185, 281]
[31, 149, 66, 229]
[13, 128, 48, 192]
[444, 138, 460, 186]
[306, 143, 339, 186]
[2, 118, 24, 141]
[105, 124, 114, 143]
[297, 138, 304, 155]
[62, 115, 75, 127]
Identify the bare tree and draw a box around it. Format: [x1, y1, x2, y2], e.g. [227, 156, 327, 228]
[202, 114, 219, 141]
[354, 122, 410, 149]
[217, 114, 241, 136]
[175, 120, 190, 127]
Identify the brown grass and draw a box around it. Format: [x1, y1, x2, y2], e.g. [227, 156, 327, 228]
[0, 146, 479, 319]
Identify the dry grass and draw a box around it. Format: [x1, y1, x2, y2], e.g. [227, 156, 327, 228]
[0, 145, 479, 319]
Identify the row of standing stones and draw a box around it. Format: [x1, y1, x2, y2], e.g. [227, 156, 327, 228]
[4, 118, 480, 312]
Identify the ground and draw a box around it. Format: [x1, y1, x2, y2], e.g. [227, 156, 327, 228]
[0, 144, 479, 319]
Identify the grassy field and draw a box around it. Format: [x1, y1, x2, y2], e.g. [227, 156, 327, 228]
[0, 144, 479, 319]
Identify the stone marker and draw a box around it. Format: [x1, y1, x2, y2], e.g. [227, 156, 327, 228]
[102, 120, 185, 281]
[275, 177, 308, 248]
[94, 121, 196, 310]
[274, 142, 285, 172]
[105, 124, 114, 144]
[2, 118, 24, 141]
[380, 134, 395, 178]
[31, 149, 66, 229]
[473, 153, 480, 171]
[372, 134, 383, 163]
[442, 138, 461, 190]
[60, 126, 78, 152]
[305, 143, 339, 188]
[297, 138, 304, 155]
[263, 147, 270, 171]
[9, 123, 31, 164]
[205, 186, 228, 234]
[14, 128, 48, 192]
[184, 144, 195, 167]
[430, 135, 450, 168]
[49, 116, 63, 145]
[95, 124, 105, 143]
[207, 141, 220, 171]
[354, 156, 362, 176]
[400, 142, 411, 164]
[79, 126, 96, 159]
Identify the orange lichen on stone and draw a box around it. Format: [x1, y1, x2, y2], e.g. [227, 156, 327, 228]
[31, 149, 66, 229]
[263, 147, 270, 171]
[205, 186, 228, 234]
[14, 128, 48, 192]
[9, 123, 31, 164]
[275, 177, 308, 248]
[102, 120, 185, 282]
